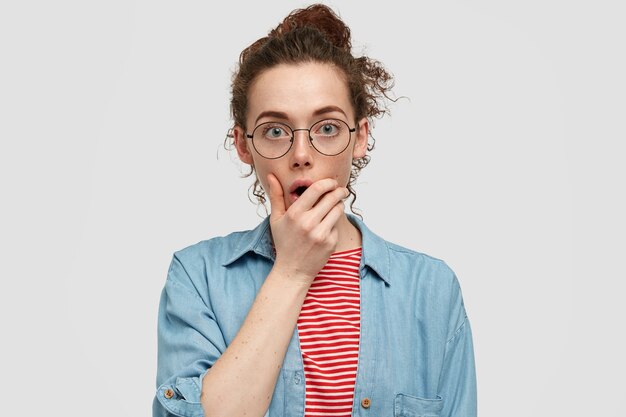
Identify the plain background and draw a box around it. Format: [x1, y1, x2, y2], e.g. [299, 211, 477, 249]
[1, 0, 624, 415]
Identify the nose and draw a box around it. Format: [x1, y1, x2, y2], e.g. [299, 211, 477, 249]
[289, 129, 314, 168]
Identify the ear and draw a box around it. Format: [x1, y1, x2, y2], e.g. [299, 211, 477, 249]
[352, 117, 369, 159]
[233, 125, 254, 165]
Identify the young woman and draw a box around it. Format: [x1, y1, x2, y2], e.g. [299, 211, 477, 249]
[154, 4, 476, 417]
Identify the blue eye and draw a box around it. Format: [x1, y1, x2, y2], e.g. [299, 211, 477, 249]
[261, 124, 290, 140]
[269, 127, 284, 137]
[315, 122, 340, 137]
[323, 125, 336, 134]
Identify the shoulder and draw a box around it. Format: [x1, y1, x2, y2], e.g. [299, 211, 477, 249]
[173, 230, 247, 263]
[387, 240, 456, 277]
[162, 223, 268, 303]
[370, 232, 468, 338]
[386, 239, 460, 291]
[353, 214, 458, 288]
[172, 219, 270, 268]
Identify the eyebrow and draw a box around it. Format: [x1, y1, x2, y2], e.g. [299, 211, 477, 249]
[253, 106, 348, 126]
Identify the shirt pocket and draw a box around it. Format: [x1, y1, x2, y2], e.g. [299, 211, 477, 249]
[394, 393, 444, 417]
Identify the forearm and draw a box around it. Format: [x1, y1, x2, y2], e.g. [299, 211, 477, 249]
[201, 265, 311, 417]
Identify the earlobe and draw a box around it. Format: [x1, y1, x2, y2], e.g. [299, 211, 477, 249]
[233, 126, 254, 165]
[352, 118, 369, 158]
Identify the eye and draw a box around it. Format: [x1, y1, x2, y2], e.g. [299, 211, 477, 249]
[268, 127, 284, 138]
[315, 121, 340, 136]
[261, 124, 290, 140]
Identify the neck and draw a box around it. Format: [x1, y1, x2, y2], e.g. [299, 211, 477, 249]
[334, 213, 362, 252]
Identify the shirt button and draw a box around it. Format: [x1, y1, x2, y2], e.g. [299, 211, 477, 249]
[361, 397, 371, 409]
[164, 389, 175, 399]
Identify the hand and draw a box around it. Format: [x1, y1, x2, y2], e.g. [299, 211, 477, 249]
[266, 174, 348, 282]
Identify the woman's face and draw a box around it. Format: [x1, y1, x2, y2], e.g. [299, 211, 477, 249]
[233, 62, 369, 210]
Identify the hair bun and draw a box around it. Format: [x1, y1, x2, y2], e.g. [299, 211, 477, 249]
[269, 4, 352, 52]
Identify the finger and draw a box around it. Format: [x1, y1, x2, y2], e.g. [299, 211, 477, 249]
[316, 200, 345, 234]
[290, 178, 339, 211]
[306, 186, 349, 224]
[266, 174, 286, 218]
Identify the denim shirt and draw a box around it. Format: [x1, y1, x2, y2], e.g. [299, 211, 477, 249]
[153, 215, 476, 417]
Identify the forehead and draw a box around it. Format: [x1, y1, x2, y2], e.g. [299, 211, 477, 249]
[247, 62, 353, 124]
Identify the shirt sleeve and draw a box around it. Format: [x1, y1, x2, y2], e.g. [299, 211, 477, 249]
[437, 276, 477, 417]
[153, 253, 227, 417]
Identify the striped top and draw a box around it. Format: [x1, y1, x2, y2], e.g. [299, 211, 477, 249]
[296, 247, 362, 417]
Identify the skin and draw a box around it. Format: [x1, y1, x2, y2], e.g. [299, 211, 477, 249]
[201, 62, 369, 417]
[236, 62, 370, 267]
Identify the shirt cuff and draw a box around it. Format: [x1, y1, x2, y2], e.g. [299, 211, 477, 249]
[156, 372, 207, 417]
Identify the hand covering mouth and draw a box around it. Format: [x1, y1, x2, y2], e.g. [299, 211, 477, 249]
[294, 185, 308, 196]
[289, 180, 313, 198]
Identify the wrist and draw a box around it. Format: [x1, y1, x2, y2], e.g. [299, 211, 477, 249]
[270, 260, 316, 287]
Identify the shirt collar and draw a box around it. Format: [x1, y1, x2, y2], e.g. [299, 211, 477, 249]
[222, 217, 275, 266]
[222, 214, 391, 285]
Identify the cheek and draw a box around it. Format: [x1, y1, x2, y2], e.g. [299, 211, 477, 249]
[253, 164, 269, 187]
[332, 156, 354, 185]
[252, 160, 282, 193]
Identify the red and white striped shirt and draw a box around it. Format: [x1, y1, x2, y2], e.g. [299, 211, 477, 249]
[297, 247, 362, 417]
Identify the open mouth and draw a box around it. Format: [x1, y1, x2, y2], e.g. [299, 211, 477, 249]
[294, 185, 308, 197]
[289, 180, 313, 202]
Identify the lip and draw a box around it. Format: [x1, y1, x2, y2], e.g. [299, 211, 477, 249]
[288, 179, 314, 202]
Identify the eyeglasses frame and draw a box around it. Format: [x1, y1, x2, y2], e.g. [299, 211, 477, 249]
[245, 118, 357, 160]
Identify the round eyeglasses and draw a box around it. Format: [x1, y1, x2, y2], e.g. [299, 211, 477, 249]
[245, 119, 357, 159]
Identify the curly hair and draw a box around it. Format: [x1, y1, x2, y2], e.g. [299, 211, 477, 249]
[226, 4, 394, 216]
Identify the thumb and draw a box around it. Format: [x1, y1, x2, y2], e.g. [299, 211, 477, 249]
[266, 174, 286, 218]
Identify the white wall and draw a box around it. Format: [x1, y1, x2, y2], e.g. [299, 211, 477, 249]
[1, 0, 624, 415]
